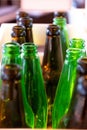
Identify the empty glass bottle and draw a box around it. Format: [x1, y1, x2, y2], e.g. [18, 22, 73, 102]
[11, 25, 26, 45]
[1, 42, 34, 128]
[67, 57, 87, 129]
[42, 24, 63, 127]
[52, 48, 86, 128]
[16, 11, 29, 24]
[18, 17, 33, 42]
[0, 64, 25, 128]
[1, 42, 21, 65]
[53, 17, 69, 61]
[69, 38, 86, 53]
[21, 43, 47, 128]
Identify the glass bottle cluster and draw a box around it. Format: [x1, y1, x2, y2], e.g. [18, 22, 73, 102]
[0, 10, 87, 129]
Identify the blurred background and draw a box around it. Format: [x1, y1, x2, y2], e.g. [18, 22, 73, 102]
[0, 0, 86, 24]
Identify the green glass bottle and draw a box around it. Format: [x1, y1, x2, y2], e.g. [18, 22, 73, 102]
[53, 17, 69, 61]
[18, 17, 33, 42]
[1, 42, 34, 128]
[69, 38, 86, 51]
[69, 38, 86, 56]
[42, 24, 63, 127]
[11, 25, 26, 45]
[52, 48, 86, 128]
[21, 43, 47, 128]
[0, 64, 25, 128]
[67, 57, 87, 129]
[1, 42, 21, 65]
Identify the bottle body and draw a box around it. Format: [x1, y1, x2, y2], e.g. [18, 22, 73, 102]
[42, 24, 63, 127]
[52, 48, 86, 128]
[21, 43, 47, 128]
[0, 64, 25, 128]
[53, 17, 69, 61]
[67, 57, 87, 129]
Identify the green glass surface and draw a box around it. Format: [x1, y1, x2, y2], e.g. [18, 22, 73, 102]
[52, 48, 86, 128]
[69, 38, 85, 48]
[1, 42, 21, 65]
[53, 17, 69, 61]
[21, 43, 47, 128]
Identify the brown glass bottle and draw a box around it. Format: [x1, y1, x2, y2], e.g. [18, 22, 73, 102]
[67, 57, 87, 129]
[11, 25, 26, 45]
[42, 24, 63, 127]
[16, 11, 29, 24]
[0, 64, 26, 128]
[18, 17, 33, 42]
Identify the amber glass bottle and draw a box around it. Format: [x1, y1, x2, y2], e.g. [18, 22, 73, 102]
[0, 64, 26, 128]
[42, 24, 63, 127]
[11, 25, 26, 45]
[18, 17, 33, 42]
[67, 57, 87, 129]
[16, 11, 29, 24]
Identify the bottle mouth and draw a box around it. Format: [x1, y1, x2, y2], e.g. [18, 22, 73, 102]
[18, 17, 33, 27]
[46, 24, 60, 36]
[66, 48, 84, 59]
[53, 17, 66, 25]
[11, 25, 26, 37]
[21, 43, 37, 53]
[69, 38, 85, 48]
[2, 42, 20, 54]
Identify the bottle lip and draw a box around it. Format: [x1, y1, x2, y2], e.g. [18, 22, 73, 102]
[21, 42, 37, 53]
[66, 48, 83, 53]
[53, 17, 66, 25]
[11, 25, 26, 37]
[2, 42, 20, 53]
[18, 17, 33, 27]
[16, 11, 29, 21]
[46, 24, 60, 35]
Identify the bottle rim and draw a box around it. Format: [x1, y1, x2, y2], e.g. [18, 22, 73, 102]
[69, 38, 85, 48]
[2, 42, 20, 54]
[21, 42, 37, 53]
[66, 48, 84, 57]
[53, 17, 66, 25]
